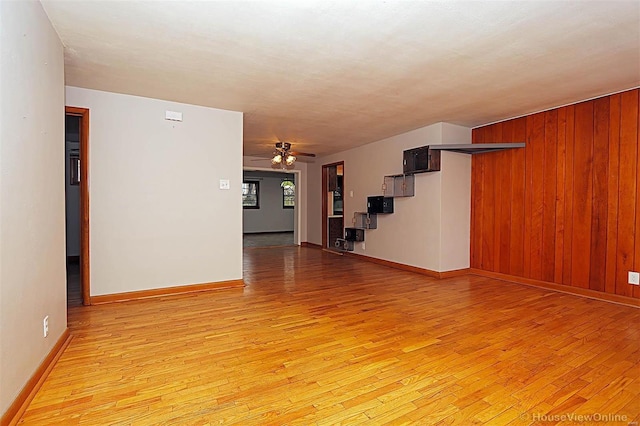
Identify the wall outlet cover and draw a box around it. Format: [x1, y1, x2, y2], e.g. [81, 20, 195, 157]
[165, 110, 183, 121]
[629, 271, 640, 285]
[43, 316, 49, 337]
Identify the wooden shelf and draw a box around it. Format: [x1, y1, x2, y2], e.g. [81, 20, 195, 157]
[429, 142, 525, 154]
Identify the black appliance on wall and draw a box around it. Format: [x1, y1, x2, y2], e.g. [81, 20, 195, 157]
[367, 196, 394, 214]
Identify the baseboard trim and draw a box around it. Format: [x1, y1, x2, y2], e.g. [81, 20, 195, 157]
[470, 269, 640, 308]
[301, 242, 322, 249]
[438, 268, 472, 279]
[2, 328, 71, 426]
[344, 252, 469, 279]
[90, 279, 245, 305]
[243, 231, 294, 235]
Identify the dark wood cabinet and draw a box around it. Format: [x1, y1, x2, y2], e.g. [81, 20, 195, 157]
[403, 146, 441, 174]
[327, 166, 338, 191]
[328, 217, 343, 248]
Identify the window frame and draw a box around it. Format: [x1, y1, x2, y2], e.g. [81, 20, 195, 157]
[282, 179, 295, 209]
[242, 181, 260, 209]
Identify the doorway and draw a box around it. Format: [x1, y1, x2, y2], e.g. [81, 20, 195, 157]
[242, 167, 302, 248]
[322, 162, 344, 250]
[65, 106, 90, 306]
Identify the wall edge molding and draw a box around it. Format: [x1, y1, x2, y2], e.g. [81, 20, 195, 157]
[470, 268, 639, 308]
[439, 268, 472, 279]
[301, 242, 322, 249]
[345, 252, 469, 279]
[90, 279, 245, 305]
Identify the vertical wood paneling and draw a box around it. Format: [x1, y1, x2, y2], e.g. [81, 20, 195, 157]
[542, 110, 557, 282]
[636, 93, 640, 299]
[471, 89, 639, 299]
[491, 123, 507, 273]
[570, 101, 594, 288]
[523, 115, 535, 277]
[605, 94, 621, 295]
[470, 128, 483, 269]
[554, 107, 567, 283]
[633, 90, 640, 298]
[616, 90, 638, 297]
[480, 126, 495, 271]
[509, 118, 527, 276]
[499, 120, 513, 274]
[562, 106, 576, 286]
[589, 98, 609, 292]
[529, 113, 546, 280]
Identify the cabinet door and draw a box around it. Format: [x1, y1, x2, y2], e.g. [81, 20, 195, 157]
[328, 217, 343, 248]
[403, 149, 416, 174]
[327, 166, 338, 191]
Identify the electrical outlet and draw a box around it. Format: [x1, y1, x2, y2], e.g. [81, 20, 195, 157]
[43, 316, 49, 337]
[629, 271, 640, 286]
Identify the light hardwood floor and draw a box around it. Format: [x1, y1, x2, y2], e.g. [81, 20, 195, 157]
[19, 247, 640, 425]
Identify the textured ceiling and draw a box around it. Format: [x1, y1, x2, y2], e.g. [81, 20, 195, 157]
[42, 0, 640, 158]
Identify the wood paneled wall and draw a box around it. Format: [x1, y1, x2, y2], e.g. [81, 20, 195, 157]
[471, 89, 639, 299]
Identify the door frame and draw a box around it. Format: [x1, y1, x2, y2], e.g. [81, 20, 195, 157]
[242, 167, 303, 245]
[322, 161, 344, 249]
[66, 106, 91, 305]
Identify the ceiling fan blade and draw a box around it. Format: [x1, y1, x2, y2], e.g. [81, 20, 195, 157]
[289, 151, 316, 157]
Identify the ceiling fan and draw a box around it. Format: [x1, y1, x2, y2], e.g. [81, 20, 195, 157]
[270, 142, 316, 168]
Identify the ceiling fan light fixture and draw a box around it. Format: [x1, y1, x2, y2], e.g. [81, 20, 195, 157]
[271, 154, 282, 164]
[285, 154, 296, 166]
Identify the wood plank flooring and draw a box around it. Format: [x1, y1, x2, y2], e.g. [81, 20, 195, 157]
[19, 247, 640, 425]
[243, 232, 295, 248]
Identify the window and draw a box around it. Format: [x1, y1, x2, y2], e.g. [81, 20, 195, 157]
[70, 152, 80, 186]
[282, 179, 295, 209]
[242, 181, 259, 209]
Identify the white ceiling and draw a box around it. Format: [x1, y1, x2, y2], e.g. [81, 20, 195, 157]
[42, 0, 640, 158]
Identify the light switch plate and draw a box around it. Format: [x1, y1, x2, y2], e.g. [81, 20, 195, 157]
[219, 179, 230, 190]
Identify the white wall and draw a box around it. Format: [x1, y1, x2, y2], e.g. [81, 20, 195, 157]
[0, 1, 66, 415]
[440, 125, 472, 271]
[307, 122, 471, 272]
[243, 156, 308, 244]
[66, 87, 243, 296]
[243, 171, 294, 233]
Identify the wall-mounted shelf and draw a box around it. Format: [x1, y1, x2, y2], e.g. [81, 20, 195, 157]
[383, 174, 415, 197]
[367, 196, 394, 214]
[429, 142, 525, 154]
[335, 238, 354, 251]
[353, 212, 377, 229]
[403, 146, 441, 174]
[345, 228, 365, 242]
[342, 141, 525, 254]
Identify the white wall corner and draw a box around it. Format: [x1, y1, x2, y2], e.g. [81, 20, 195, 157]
[438, 124, 472, 271]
